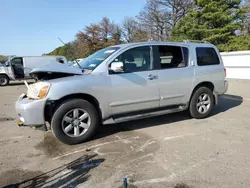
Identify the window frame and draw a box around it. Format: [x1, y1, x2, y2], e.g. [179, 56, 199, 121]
[153, 45, 190, 70]
[11, 57, 23, 66]
[108, 45, 156, 75]
[196, 47, 220, 66]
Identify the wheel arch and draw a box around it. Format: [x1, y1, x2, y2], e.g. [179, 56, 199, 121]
[189, 81, 216, 105]
[0, 73, 10, 79]
[45, 93, 102, 124]
[0, 74, 10, 86]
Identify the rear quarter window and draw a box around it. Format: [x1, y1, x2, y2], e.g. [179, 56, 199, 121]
[196, 47, 220, 66]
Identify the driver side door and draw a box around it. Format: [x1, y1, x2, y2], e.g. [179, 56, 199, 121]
[107, 46, 160, 115]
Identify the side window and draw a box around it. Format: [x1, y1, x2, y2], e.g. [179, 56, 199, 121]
[11, 58, 23, 65]
[11, 58, 23, 69]
[110, 46, 152, 73]
[159, 46, 188, 69]
[183, 47, 189, 66]
[196, 47, 220, 66]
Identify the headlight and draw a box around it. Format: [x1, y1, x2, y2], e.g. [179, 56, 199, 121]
[27, 82, 51, 99]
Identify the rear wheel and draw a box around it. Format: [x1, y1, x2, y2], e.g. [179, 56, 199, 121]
[0, 75, 9, 86]
[189, 87, 214, 119]
[51, 99, 99, 145]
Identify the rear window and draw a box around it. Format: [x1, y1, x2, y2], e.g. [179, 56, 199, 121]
[196, 47, 220, 66]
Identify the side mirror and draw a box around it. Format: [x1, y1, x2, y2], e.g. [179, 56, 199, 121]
[110, 62, 124, 73]
[5, 61, 10, 67]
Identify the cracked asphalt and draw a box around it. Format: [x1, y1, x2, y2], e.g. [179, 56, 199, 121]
[0, 79, 250, 188]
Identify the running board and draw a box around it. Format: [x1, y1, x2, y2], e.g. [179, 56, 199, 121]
[103, 105, 187, 125]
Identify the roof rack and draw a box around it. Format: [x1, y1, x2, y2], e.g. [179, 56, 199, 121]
[183, 40, 210, 44]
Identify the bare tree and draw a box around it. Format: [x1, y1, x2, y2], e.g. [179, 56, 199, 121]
[111, 25, 122, 44]
[100, 17, 115, 42]
[132, 28, 149, 42]
[158, 0, 193, 28]
[121, 16, 149, 42]
[137, 0, 169, 41]
[137, 0, 193, 41]
[76, 24, 102, 52]
[122, 17, 139, 42]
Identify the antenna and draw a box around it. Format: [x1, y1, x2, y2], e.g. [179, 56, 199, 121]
[57, 37, 82, 69]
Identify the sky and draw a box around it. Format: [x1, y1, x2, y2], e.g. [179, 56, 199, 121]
[0, 0, 146, 56]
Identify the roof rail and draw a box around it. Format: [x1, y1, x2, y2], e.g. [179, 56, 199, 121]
[183, 40, 210, 44]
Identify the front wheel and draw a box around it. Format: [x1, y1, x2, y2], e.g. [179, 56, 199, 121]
[0, 75, 9, 86]
[189, 87, 214, 119]
[51, 99, 99, 145]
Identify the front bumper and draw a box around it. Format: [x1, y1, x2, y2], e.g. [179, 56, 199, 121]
[15, 94, 46, 127]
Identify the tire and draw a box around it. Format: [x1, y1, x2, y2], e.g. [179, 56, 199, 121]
[0, 75, 9, 86]
[189, 87, 214, 119]
[51, 99, 99, 145]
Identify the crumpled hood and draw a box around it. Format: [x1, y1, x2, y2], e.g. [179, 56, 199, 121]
[30, 61, 83, 80]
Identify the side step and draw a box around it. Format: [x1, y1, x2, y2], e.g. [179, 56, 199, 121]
[103, 105, 187, 125]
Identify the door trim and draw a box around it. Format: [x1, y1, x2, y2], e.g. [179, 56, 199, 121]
[110, 97, 159, 107]
[161, 94, 185, 100]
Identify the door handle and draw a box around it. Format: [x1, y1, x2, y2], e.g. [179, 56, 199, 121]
[147, 74, 158, 80]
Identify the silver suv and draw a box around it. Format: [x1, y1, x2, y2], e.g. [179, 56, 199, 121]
[15, 41, 228, 145]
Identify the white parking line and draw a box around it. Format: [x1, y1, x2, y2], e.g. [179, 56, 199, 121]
[138, 140, 156, 152]
[164, 133, 194, 140]
[52, 136, 139, 160]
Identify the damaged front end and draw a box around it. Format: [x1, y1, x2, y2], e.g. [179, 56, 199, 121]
[16, 62, 84, 130]
[29, 62, 83, 81]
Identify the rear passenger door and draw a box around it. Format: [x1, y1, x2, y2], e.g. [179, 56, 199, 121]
[155, 45, 194, 107]
[195, 47, 225, 93]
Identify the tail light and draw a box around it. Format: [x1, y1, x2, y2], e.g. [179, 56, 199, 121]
[224, 68, 227, 77]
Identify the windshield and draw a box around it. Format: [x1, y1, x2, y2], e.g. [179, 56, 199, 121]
[74, 47, 120, 70]
[0, 62, 7, 67]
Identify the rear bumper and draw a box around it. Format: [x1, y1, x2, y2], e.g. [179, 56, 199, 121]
[15, 94, 46, 127]
[224, 80, 228, 93]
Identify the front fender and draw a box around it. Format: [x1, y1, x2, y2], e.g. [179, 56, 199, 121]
[46, 74, 110, 118]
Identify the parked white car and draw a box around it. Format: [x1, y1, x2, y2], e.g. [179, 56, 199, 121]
[0, 56, 67, 86]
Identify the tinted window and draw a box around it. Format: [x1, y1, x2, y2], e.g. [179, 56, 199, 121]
[183, 47, 189, 66]
[110, 46, 152, 73]
[158, 46, 188, 69]
[57, 58, 65, 64]
[11, 58, 23, 66]
[196, 47, 220, 66]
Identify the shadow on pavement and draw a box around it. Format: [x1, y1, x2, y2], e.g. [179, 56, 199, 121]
[211, 94, 243, 116]
[93, 94, 243, 140]
[2, 154, 104, 188]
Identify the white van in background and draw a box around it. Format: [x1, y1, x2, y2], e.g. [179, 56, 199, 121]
[0, 56, 67, 86]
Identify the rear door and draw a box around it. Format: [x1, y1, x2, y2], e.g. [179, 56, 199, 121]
[10, 57, 24, 79]
[154, 45, 194, 107]
[195, 47, 225, 94]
